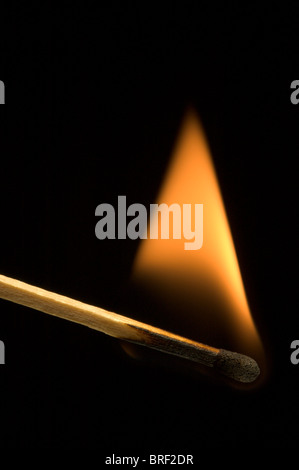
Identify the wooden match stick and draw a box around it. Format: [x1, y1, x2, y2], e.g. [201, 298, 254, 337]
[0, 274, 260, 383]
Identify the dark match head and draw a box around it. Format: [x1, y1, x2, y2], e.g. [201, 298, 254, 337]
[215, 349, 260, 383]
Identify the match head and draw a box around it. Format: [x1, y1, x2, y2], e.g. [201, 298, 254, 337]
[215, 349, 260, 383]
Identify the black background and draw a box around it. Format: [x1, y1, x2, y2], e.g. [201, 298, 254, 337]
[0, 3, 298, 451]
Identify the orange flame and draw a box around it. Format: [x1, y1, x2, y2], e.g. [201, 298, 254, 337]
[132, 109, 264, 365]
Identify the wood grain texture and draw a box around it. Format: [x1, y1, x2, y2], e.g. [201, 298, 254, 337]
[0, 274, 260, 382]
[0, 274, 219, 366]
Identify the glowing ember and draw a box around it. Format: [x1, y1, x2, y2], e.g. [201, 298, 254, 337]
[132, 109, 264, 364]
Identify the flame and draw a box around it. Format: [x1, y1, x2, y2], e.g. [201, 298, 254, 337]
[132, 109, 264, 365]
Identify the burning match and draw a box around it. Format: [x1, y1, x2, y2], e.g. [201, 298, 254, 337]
[0, 274, 260, 383]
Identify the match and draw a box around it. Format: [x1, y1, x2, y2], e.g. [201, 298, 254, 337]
[0, 274, 260, 383]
